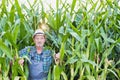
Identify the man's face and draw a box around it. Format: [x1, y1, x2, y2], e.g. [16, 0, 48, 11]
[33, 34, 46, 47]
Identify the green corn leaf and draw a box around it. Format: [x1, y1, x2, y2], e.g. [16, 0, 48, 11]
[70, 0, 76, 15]
[4, 31, 16, 47]
[0, 39, 12, 59]
[108, 69, 120, 80]
[114, 68, 120, 78]
[47, 68, 52, 80]
[9, 5, 15, 23]
[81, 58, 97, 66]
[68, 29, 81, 42]
[99, 38, 120, 67]
[113, 60, 120, 68]
[0, 0, 7, 17]
[0, 57, 6, 72]
[61, 71, 68, 80]
[60, 42, 65, 61]
[95, 38, 100, 52]
[86, 75, 95, 80]
[70, 22, 81, 36]
[74, 61, 81, 76]
[54, 65, 61, 80]
[15, 0, 24, 18]
[12, 25, 20, 44]
[65, 56, 78, 64]
[88, 0, 98, 13]
[106, 0, 113, 8]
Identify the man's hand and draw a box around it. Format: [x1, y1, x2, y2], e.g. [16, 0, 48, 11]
[18, 58, 24, 65]
[54, 53, 60, 65]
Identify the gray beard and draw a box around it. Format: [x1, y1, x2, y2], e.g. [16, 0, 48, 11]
[36, 44, 43, 47]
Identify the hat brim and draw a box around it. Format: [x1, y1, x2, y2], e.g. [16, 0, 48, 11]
[33, 33, 45, 38]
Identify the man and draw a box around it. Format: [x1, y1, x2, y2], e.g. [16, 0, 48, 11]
[19, 29, 60, 80]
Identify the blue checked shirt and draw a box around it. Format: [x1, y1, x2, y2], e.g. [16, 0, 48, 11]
[19, 46, 53, 79]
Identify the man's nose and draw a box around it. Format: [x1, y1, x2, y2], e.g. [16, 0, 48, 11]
[38, 39, 41, 41]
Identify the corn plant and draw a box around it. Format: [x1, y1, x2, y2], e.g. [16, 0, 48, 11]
[0, 0, 120, 80]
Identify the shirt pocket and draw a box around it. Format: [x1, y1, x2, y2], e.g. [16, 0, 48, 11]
[42, 55, 52, 72]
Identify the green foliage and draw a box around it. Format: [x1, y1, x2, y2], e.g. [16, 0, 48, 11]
[0, 0, 120, 80]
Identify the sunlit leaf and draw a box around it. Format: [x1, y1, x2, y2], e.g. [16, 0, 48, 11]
[0, 39, 12, 59]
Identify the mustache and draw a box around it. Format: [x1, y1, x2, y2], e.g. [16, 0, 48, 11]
[36, 43, 42, 46]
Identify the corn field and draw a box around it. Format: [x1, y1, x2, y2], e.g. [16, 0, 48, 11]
[0, 0, 120, 80]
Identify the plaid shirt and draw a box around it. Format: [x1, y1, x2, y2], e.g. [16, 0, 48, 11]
[19, 46, 53, 73]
